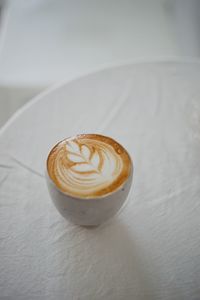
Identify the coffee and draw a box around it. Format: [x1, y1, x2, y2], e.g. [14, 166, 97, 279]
[47, 134, 132, 198]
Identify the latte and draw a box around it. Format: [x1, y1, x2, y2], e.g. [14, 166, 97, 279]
[47, 134, 132, 198]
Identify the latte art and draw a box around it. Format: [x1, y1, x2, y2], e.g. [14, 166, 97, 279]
[47, 134, 132, 198]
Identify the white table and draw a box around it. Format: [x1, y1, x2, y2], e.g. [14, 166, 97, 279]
[0, 62, 200, 300]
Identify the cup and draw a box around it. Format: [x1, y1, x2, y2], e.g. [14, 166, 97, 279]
[45, 135, 133, 226]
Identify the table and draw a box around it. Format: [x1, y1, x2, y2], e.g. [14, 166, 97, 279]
[0, 62, 200, 300]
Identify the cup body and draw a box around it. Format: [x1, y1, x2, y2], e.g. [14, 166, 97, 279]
[46, 166, 133, 226]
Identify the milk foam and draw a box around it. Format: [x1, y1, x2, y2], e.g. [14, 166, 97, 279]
[47, 135, 131, 198]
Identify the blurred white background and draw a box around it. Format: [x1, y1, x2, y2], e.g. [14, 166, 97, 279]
[0, 0, 200, 127]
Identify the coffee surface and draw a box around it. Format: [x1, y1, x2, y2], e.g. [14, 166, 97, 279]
[47, 134, 132, 198]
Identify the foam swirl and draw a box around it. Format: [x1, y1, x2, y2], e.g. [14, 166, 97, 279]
[47, 134, 132, 198]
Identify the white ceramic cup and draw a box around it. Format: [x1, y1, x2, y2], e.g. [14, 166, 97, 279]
[46, 139, 133, 226]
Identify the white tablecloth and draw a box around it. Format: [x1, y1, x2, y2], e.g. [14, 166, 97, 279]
[0, 62, 200, 300]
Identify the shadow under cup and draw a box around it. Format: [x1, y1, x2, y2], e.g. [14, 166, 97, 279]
[45, 135, 133, 226]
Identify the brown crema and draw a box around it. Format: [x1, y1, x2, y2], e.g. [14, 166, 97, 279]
[47, 134, 132, 199]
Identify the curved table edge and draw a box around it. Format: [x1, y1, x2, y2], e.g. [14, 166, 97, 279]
[0, 57, 200, 137]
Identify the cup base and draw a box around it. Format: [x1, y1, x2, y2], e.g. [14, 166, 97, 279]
[80, 224, 100, 229]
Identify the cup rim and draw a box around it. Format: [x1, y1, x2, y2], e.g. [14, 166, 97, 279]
[46, 133, 133, 200]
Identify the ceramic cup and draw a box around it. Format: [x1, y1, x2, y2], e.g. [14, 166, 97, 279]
[46, 135, 133, 226]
